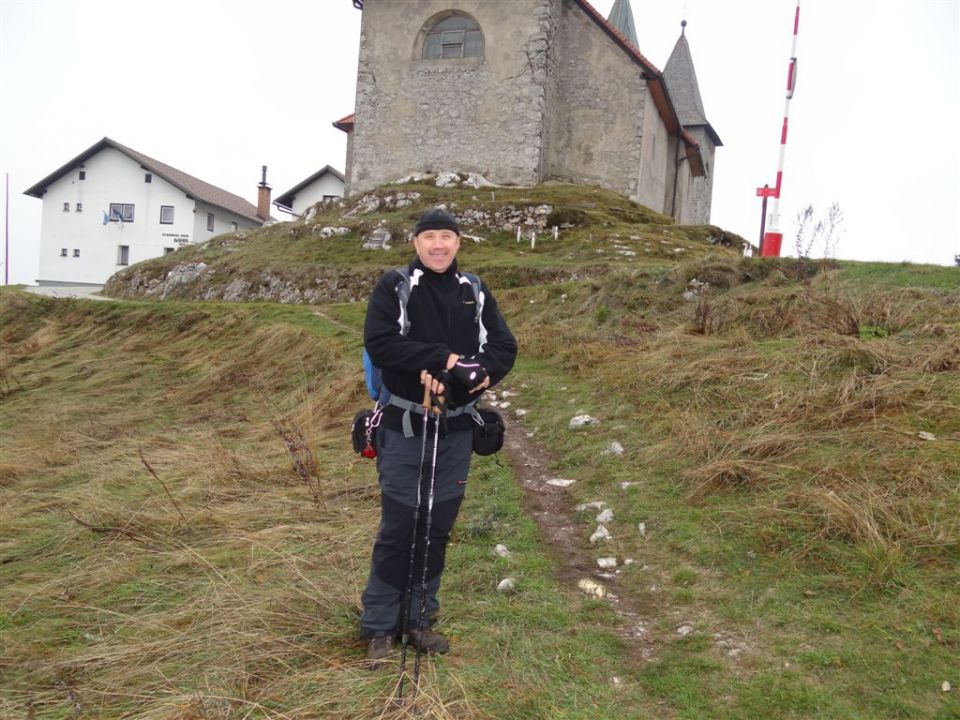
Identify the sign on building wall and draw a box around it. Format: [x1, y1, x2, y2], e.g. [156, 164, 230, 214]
[162, 233, 191, 246]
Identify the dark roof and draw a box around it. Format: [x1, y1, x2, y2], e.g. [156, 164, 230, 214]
[274, 166, 346, 208]
[663, 27, 722, 147]
[606, 0, 639, 49]
[23, 137, 265, 223]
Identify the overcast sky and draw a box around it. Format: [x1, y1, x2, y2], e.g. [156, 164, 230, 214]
[1, 0, 957, 285]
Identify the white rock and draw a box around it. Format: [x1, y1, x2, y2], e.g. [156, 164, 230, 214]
[677, 624, 694, 636]
[597, 557, 618, 569]
[547, 478, 576, 488]
[624, 558, 635, 566]
[499, 401, 511, 409]
[577, 579, 607, 598]
[620, 482, 637, 490]
[603, 441, 625, 456]
[463, 173, 495, 188]
[514, 408, 528, 417]
[497, 577, 516, 592]
[462, 233, 485, 244]
[918, 431, 937, 441]
[435, 171, 462, 188]
[575, 501, 606, 512]
[394, 172, 433, 184]
[499, 390, 517, 398]
[318, 226, 350, 239]
[569, 414, 599, 429]
[943, 681, 952, 693]
[596, 508, 615, 523]
[638, 522, 646, 537]
[611, 676, 623, 687]
[590, 525, 612, 544]
[493, 544, 511, 558]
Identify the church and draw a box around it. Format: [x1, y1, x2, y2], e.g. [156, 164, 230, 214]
[336, 0, 721, 224]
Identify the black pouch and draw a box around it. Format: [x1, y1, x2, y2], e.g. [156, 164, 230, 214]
[352, 406, 382, 458]
[472, 408, 505, 456]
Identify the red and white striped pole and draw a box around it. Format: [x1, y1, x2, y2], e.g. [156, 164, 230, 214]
[759, 0, 800, 258]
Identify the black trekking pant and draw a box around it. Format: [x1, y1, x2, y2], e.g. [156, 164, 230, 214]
[360, 425, 472, 636]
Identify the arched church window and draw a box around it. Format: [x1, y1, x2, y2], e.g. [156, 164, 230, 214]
[422, 15, 483, 60]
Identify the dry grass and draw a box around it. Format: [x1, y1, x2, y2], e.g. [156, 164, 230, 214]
[506, 262, 960, 565]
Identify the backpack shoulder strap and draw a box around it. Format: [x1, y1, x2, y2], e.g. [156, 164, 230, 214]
[462, 271, 483, 323]
[392, 267, 412, 336]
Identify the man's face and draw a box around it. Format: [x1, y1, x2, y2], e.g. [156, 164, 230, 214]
[413, 229, 460, 273]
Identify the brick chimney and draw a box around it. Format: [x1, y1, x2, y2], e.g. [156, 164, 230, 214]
[257, 165, 271, 221]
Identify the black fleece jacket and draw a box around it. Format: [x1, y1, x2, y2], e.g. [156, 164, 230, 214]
[364, 258, 517, 432]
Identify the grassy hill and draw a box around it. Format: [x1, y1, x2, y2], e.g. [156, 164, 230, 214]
[2, 182, 959, 719]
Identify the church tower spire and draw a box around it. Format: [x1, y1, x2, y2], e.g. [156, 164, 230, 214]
[607, 0, 639, 48]
[663, 19, 716, 140]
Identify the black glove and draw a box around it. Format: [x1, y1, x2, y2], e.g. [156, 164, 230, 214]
[449, 356, 488, 390]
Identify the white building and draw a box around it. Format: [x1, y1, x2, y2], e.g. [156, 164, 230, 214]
[24, 137, 269, 286]
[273, 166, 345, 219]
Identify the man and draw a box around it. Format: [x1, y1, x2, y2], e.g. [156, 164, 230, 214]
[361, 207, 517, 667]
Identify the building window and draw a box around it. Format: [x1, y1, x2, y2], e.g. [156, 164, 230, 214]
[322, 195, 339, 202]
[164, 247, 176, 255]
[422, 14, 483, 59]
[109, 203, 135, 223]
[76, 202, 83, 212]
[231, 221, 238, 232]
[61, 248, 68, 257]
[79, 170, 86, 180]
[206, 213, 215, 232]
[144, 173, 152, 183]
[73, 249, 80, 257]
[118, 245, 130, 266]
[63, 202, 70, 212]
[160, 206, 175, 224]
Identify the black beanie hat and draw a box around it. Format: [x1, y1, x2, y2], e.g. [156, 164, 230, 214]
[414, 208, 460, 237]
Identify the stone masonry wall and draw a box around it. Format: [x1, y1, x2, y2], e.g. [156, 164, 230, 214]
[349, 0, 552, 194]
[546, 0, 647, 203]
[687, 126, 715, 225]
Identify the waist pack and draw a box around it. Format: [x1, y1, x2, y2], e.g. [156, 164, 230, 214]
[472, 408, 505, 456]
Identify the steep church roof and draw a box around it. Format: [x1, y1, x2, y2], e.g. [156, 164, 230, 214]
[606, 0, 638, 49]
[662, 22, 722, 146]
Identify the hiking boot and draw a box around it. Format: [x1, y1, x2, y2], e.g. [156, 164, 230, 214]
[406, 626, 450, 655]
[366, 634, 396, 669]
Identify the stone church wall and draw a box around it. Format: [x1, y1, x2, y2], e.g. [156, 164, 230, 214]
[349, 0, 553, 194]
[546, 0, 647, 202]
[637, 85, 672, 215]
[686, 126, 715, 225]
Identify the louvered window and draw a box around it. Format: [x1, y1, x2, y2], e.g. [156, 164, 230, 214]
[422, 15, 483, 60]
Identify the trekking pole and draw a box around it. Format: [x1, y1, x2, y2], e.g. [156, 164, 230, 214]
[411, 389, 444, 704]
[396, 384, 433, 705]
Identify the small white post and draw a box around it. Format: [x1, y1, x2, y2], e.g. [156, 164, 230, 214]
[530, 230, 536, 250]
[553, 225, 559, 240]
[516, 225, 521, 242]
